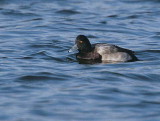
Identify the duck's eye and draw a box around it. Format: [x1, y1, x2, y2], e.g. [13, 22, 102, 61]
[79, 41, 83, 44]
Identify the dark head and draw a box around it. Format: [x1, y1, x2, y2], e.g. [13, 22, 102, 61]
[75, 35, 92, 53]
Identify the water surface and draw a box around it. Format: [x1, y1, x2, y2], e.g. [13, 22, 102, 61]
[0, 0, 160, 121]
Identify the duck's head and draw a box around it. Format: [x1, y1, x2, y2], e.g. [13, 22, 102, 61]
[69, 35, 92, 53]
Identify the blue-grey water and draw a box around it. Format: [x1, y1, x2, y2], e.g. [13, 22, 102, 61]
[0, 0, 160, 121]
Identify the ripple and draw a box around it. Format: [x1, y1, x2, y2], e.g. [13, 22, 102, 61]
[99, 21, 107, 24]
[107, 14, 118, 18]
[151, 35, 160, 39]
[22, 18, 43, 22]
[19, 75, 53, 81]
[28, 51, 65, 62]
[16, 56, 33, 59]
[142, 49, 160, 53]
[30, 44, 53, 48]
[18, 73, 67, 82]
[56, 9, 81, 15]
[30, 51, 48, 56]
[127, 15, 140, 19]
[125, 73, 159, 82]
[155, 32, 160, 35]
[2, 9, 39, 17]
[87, 35, 99, 38]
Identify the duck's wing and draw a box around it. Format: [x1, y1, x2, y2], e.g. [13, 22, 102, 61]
[113, 45, 135, 55]
[94, 43, 138, 61]
[94, 43, 135, 54]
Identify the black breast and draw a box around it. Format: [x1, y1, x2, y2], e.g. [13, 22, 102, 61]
[76, 50, 102, 60]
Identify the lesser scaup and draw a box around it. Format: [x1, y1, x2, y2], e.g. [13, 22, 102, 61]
[69, 35, 139, 62]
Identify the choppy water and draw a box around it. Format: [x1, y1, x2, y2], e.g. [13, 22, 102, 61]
[0, 0, 160, 121]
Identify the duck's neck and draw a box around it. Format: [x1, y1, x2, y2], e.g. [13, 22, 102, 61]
[79, 45, 92, 53]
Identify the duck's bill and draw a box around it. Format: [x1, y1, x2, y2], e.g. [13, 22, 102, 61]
[68, 44, 78, 53]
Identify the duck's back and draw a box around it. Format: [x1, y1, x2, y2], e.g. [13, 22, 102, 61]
[93, 43, 138, 62]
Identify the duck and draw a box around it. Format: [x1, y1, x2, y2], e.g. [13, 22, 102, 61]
[69, 35, 139, 62]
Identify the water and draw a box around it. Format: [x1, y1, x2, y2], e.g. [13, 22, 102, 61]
[0, 0, 160, 121]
